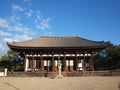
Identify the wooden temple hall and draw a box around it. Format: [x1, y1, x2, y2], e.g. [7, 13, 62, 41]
[7, 36, 110, 72]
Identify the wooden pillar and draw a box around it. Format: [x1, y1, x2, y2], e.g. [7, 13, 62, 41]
[52, 54, 55, 71]
[75, 52, 78, 71]
[63, 53, 67, 71]
[32, 55, 34, 72]
[40, 55, 44, 71]
[83, 53, 86, 71]
[90, 51, 94, 71]
[24, 53, 27, 72]
[29, 58, 32, 71]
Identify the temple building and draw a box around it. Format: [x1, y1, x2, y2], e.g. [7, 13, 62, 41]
[7, 36, 110, 72]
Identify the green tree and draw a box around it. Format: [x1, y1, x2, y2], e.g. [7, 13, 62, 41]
[106, 45, 120, 69]
[0, 55, 9, 61]
[0, 50, 24, 71]
[0, 55, 10, 71]
[95, 45, 120, 70]
[7, 50, 15, 60]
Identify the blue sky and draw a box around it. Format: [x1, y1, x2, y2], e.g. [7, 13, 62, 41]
[0, 0, 120, 57]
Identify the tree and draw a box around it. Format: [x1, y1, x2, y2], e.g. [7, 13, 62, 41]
[0, 55, 10, 71]
[106, 45, 120, 69]
[0, 50, 24, 71]
[0, 55, 9, 61]
[7, 50, 15, 61]
[95, 45, 120, 70]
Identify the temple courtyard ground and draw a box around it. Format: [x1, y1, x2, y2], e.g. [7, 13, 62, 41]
[0, 76, 120, 90]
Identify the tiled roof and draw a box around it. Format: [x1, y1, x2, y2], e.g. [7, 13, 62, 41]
[7, 36, 110, 48]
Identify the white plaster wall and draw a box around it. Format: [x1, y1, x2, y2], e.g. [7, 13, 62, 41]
[71, 54, 75, 56]
[48, 60, 51, 66]
[0, 72, 4, 76]
[80, 54, 83, 56]
[34, 54, 37, 56]
[59, 54, 63, 56]
[78, 62, 83, 71]
[42, 54, 47, 57]
[34, 60, 36, 68]
[78, 63, 82, 67]
[25, 58, 29, 71]
[0, 68, 7, 76]
[66, 60, 69, 66]
[44, 60, 47, 66]
[55, 60, 58, 66]
[66, 60, 73, 66]
[44, 60, 51, 66]
[66, 54, 70, 56]
[54, 54, 58, 56]
[70, 60, 73, 66]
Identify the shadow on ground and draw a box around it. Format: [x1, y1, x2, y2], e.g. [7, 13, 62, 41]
[4, 82, 20, 90]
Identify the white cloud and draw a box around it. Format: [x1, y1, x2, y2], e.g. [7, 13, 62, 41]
[9, 16, 31, 34]
[23, 0, 31, 6]
[3, 34, 32, 43]
[0, 18, 10, 28]
[36, 25, 45, 30]
[0, 17, 32, 41]
[11, 23, 31, 33]
[10, 15, 20, 22]
[0, 31, 12, 36]
[48, 32, 53, 36]
[14, 34, 32, 41]
[0, 41, 8, 57]
[41, 18, 50, 29]
[35, 11, 51, 30]
[3, 38, 13, 43]
[0, 34, 32, 57]
[25, 9, 33, 17]
[0, 2, 53, 57]
[36, 11, 42, 21]
[0, 17, 31, 34]
[0, 42, 6, 51]
[12, 4, 24, 12]
[36, 18, 50, 30]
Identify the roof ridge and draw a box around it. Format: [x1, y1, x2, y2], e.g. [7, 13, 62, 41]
[77, 37, 105, 43]
[40, 36, 78, 38]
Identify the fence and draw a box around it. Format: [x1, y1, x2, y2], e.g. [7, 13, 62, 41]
[7, 70, 120, 77]
[65, 70, 120, 77]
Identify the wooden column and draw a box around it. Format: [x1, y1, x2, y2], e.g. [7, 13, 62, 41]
[24, 53, 27, 72]
[40, 55, 44, 71]
[32, 55, 34, 72]
[52, 54, 55, 71]
[90, 51, 94, 71]
[63, 53, 67, 71]
[29, 58, 32, 71]
[75, 52, 78, 71]
[83, 53, 86, 71]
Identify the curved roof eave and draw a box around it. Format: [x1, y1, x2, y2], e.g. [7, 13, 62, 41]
[7, 44, 109, 50]
[7, 36, 110, 50]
